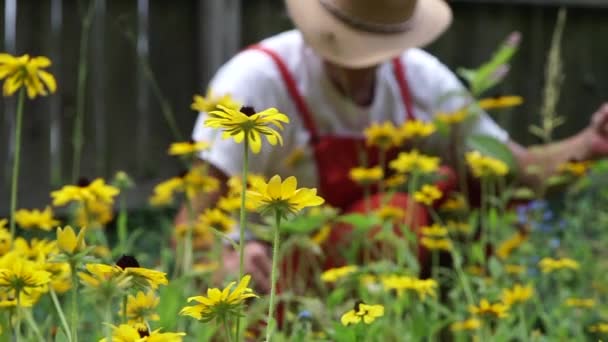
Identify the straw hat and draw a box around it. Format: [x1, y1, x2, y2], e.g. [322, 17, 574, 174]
[285, 0, 453, 68]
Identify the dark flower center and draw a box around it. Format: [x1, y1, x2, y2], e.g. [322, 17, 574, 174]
[353, 300, 364, 313]
[177, 170, 189, 179]
[77, 177, 91, 187]
[116, 255, 140, 269]
[138, 327, 150, 337]
[240, 106, 256, 117]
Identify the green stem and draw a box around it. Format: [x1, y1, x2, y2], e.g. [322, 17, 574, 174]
[71, 0, 95, 183]
[15, 289, 21, 342]
[479, 177, 488, 267]
[266, 211, 282, 342]
[122, 295, 128, 324]
[49, 289, 73, 342]
[182, 198, 196, 276]
[104, 300, 112, 342]
[23, 309, 44, 342]
[518, 306, 527, 340]
[70, 262, 79, 342]
[9, 88, 25, 243]
[118, 195, 128, 254]
[235, 139, 250, 342]
[223, 316, 234, 342]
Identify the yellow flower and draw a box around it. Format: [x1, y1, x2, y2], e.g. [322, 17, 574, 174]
[558, 161, 592, 177]
[384, 174, 408, 188]
[78, 263, 131, 290]
[420, 237, 453, 251]
[56, 226, 87, 255]
[205, 105, 289, 154]
[149, 177, 183, 207]
[450, 318, 481, 332]
[76, 201, 114, 228]
[99, 324, 186, 342]
[364, 121, 400, 150]
[12, 238, 56, 260]
[0, 219, 6, 230]
[376, 205, 406, 224]
[440, 194, 467, 212]
[217, 195, 242, 213]
[0, 227, 12, 256]
[14, 206, 60, 231]
[123, 291, 160, 323]
[421, 224, 448, 238]
[399, 120, 436, 140]
[589, 323, 608, 333]
[469, 299, 509, 319]
[183, 167, 220, 200]
[389, 150, 439, 174]
[505, 264, 526, 275]
[538, 257, 580, 273]
[226, 173, 267, 196]
[0, 288, 38, 308]
[115, 256, 169, 290]
[436, 109, 468, 125]
[180, 275, 257, 322]
[564, 298, 596, 309]
[446, 220, 472, 234]
[198, 209, 235, 233]
[381, 275, 438, 300]
[45, 262, 72, 294]
[501, 284, 533, 307]
[0, 258, 51, 296]
[466, 151, 509, 178]
[311, 224, 331, 245]
[51, 178, 120, 207]
[477, 96, 523, 110]
[321, 265, 358, 283]
[495, 232, 527, 260]
[247, 175, 324, 216]
[168, 140, 211, 156]
[413, 185, 443, 206]
[191, 89, 240, 113]
[340, 302, 384, 326]
[283, 147, 307, 169]
[349, 166, 384, 185]
[192, 262, 219, 274]
[0, 53, 57, 98]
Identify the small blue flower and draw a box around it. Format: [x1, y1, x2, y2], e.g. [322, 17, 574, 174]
[298, 310, 312, 321]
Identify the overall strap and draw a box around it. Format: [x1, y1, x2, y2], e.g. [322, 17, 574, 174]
[391, 57, 416, 121]
[248, 45, 320, 144]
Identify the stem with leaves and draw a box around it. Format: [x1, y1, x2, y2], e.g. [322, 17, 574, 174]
[8, 88, 25, 243]
[266, 211, 282, 342]
[235, 138, 250, 342]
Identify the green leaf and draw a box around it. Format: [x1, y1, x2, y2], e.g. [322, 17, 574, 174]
[467, 134, 518, 174]
[336, 213, 380, 231]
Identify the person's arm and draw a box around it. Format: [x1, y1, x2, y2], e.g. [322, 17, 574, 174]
[510, 103, 608, 188]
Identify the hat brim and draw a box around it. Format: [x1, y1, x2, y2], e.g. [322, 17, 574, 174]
[286, 0, 453, 68]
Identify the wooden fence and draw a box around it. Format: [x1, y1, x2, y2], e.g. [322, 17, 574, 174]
[1, 0, 607, 212]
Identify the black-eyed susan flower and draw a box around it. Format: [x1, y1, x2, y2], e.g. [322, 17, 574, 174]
[364, 121, 399, 150]
[384, 174, 408, 188]
[0, 288, 38, 308]
[399, 120, 436, 140]
[226, 173, 267, 195]
[283, 147, 307, 169]
[436, 109, 468, 125]
[420, 237, 453, 252]
[349, 166, 384, 185]
[149, 177, 183, 207]
[182, 167, 220, 200]
[122, 291, 160, 323]
[558, 160, 592, 177]
[75, 201, 114, 228]
[0, 226, 12, 255]
[205, 105, 289, 154]
[495, 232, 527, 260]
[564, 298, 596, 309]
[501, 283, 533, 307]
[0, 257, 51, 297]
[589, 323, 608, 333]
[376, 205, 406, 224]
[191, 88, 240, 113]
[180, 275, 257, 322]
[45, 262, 72, 294]
[99, 324, 186, 342]
[389, 150, 439, 174]
[217, 195, 242, 213]
[51, 178, 120, 207]
[440, 194, 468, 212]
[56, 226, 87, 255]
[413, 185, 443, 206]
[340, 301, 384, 326]
[505, 264, 526, 276]
[421, 224, 448, 238]
[78, 263, 131, 292]
[450, 318, 481, 332]
[168, 140, 211, 156]
[14, 206, 60, 231]
[311, 224, 331, 246]
[12, 238, 56, 260]
[538, 257, 579, 273]
[382, 275, 438, 300]
[198, 209, 235, 233]
[321, 265, 358, 283]
[469, 299, 509, 319]
[246, 175, 324, 217]
[477, 96, 523, 110]
[115, 255, 169, 290]
[466, 151, 509, 178]
[446, 221, 472, 235]
[0, 53, 57, 98]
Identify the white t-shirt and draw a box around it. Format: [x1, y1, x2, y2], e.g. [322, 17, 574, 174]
[192, 30, 509, 188]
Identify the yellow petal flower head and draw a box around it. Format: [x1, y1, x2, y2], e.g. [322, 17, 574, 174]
[564, 298, 596, 309]
[51, 177, 120, 207]
[0, 226, 12, 256]
[149, 177, 183, 207]
[0, 53, 57, 98]
[183, 166, 220, 200]
[469, 299, 509, 319]
[191, 88, 240, 113]
[389, 150, 440, 174]
[420, 237, 453, 251]
[588, 323, 608, 333]
[180, 274, 257, 322]
[217, 195, 242, 213]
[376, 205, 406, 224]
[440, 194, 468, 212]
[12, 238, 56, 260]
[496, 232, 527, 260]
[78, 263, 131, 291]
[226, 173, 267, 197]
[413, 185, 443, 206]
[466, 151, 509, 178]
[0, 257, 51, 296]
[421, 224, 448, 238]
[76, 201, 114, 228]
[205, 105, 290, 154]
[311, 224, 332, 245]
[115, 255, 169, 290]
[399, 120, 436, 140]
[168, 140, 211, 156]
[477, 96, 523, 110]
[0, 219, 7, 230]
[349, 166, 384, 185]
[505, 264, 526, 275]
[436, 109, 468, 125]
[15, 206, 60, 231]
[446, 220, 472, 234]
[56, 226, 87, 255]
[501, 283, 534, 307]
[538, 257, 580, 273]
[320, 265, 358, 283]
[246, 175, 324, 217]
[198, 208, 235, 233]
[0, 288, 38, 308]
[123, 291, 160, 323]
[364, 121, 399, 150]
[558, 160, 592, 177]
[384, 174, 408, 188]
[450, 318, 481, 332]
[340, 301, 384, 326]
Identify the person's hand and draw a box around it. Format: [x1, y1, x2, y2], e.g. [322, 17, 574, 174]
[585, 102, 608, 159]
[217, 240, 272, 294]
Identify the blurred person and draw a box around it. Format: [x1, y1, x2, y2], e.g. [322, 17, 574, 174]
[178, 0, 608, 292]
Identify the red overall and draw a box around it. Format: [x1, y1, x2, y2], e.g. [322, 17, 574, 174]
[248, 45, 451, 273]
